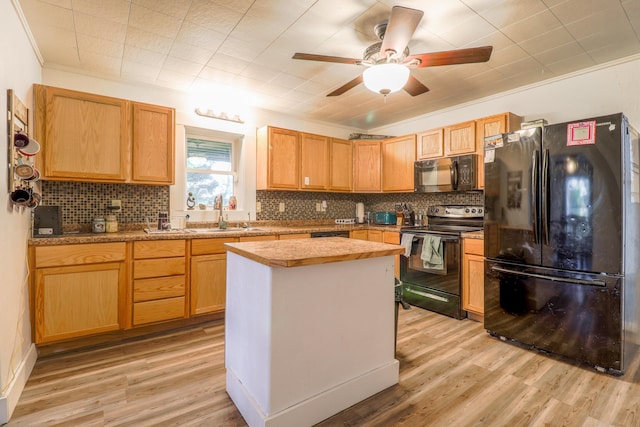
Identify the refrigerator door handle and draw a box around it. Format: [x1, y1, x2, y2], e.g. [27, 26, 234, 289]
[541, 149, 550, 245]
[451, 160, 459, 190]
[490, 266, 607, 287]
[531, 150, 539, 244]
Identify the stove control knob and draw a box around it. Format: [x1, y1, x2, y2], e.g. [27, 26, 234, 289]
[471, 208, 476, 213]
[465, 208, 470, 213]
[478, 208, 483, 214]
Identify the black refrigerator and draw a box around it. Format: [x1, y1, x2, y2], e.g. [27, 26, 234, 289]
[484, 113, 640, 374]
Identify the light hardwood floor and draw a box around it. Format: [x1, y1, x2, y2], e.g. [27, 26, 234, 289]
[7, 307, 640, 426]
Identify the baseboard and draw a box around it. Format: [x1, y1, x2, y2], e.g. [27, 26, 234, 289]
[0, 343, 37, 424]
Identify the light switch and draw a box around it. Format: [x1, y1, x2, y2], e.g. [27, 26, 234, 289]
[316, 203, 321, 212]
[304, 176, 310, 185]
[256, 202, 261, 212]
[279, 202, 285, 212]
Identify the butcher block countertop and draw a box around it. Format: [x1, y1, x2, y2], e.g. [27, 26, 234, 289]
[225, 237, 404, 268]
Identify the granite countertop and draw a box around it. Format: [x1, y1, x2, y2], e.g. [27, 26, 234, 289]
[461, 230, 484, 239]
[28, 223, 405, 246]
[225, 237, 405, 268]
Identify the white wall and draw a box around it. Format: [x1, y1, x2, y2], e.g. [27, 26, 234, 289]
[369, 55, 640, 136]
[0, 1, 42, 422]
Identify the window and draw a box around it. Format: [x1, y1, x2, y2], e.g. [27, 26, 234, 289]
[186, 134, 235, 207]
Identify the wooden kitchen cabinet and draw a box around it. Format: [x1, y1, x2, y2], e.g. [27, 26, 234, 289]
[462, 237, 485, 320]
[350, 229, 400, 277]
[350, 229, 368, 240]
[444, 120, 476, 156]
[257, 126, 300, 190]
[475, 112, 522, 189]
[382, 134, 416, 192]
[300, 132, 329, 190]
[133, 240, 187, 326]
[33, 84, 176, 185]
[33, 242, 127, 343]
[279, 233, 311, 239]
[131, 102, 175, 184]
[353, 140, 381, 192]
[36, 85, 130, 182]
[416, 128, 444, 159]
[190, 237, 237, 315]
[329, 138, 353, 191]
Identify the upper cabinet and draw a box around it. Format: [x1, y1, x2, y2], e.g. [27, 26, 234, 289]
[416, 128, 444, 160]
[257, 126, 300, 190]
[131, 102, 175, 185]
[300, 132, 329, 190]
[353, 140, 382, 192]
[444, 120, 476, 156]
[34, 84, 175, 185]
[329, 138, 353, 192]
[475, 112, 522, 189]
[382, 134, 416, 192]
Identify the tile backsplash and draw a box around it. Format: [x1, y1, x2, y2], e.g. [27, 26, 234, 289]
[256, 190, 483, 221]
[41, 181, 483, 229]
[41, 181, 169, 229]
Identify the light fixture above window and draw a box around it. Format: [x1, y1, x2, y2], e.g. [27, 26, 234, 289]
[362, 63, 410, 96]
[195, 108, 244, 124]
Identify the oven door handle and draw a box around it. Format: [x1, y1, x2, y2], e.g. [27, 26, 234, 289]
[491, 266, 606, 287]
[410, 234, 459, 243]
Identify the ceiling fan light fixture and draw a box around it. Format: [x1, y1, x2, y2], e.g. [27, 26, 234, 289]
[363, 63, 410, 95]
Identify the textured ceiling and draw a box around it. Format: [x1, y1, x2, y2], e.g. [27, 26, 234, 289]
[16, 0, 640, 129]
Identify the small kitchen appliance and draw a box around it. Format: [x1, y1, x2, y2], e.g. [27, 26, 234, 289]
[373, 211, 397, 225]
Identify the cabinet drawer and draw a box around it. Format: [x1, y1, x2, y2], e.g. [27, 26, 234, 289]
[133, 257, 185, 279]
[35, 242, 126, 268]
[133, 275, 185, 302]
[133, 296, 185, 325]
[134, 240, 185, 259]
[464, 238, 484, 256]
[191, 237, 238, 255]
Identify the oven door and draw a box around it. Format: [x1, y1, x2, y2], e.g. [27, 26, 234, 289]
[401, 233, 460, 293]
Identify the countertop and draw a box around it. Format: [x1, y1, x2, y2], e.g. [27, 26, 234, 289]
[28, 223, 405, 246]
[225, 237, 405, 268]
[461, 230, 484, 239]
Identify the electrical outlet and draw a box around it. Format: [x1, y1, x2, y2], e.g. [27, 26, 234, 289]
[279, 202, 285, 212]
[321, 200, 327, 212]
[256, 202, 262, 212]
[110, 199, 121, 211]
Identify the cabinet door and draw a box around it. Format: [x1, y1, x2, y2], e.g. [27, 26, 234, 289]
[279, 233, 311, 239]
[131, 102, 175, 184]
[350, 230, 368, 240]
[300, 132, 329, 190]
[444, 120, 476, 156]
[353, 141, 381, 192]
[416, 128, 444, 159]
[367, 230, 383, 242]
[191, 254, 227, 315]
[382, 135, 416, 192]
[329, 138, 353, 191]
[475, 113, 521, 189]
[35, 262, 125, 343]
[257, 126, 299, 190]
[41, 85, 130, 182]
[463, 238, 485, 315]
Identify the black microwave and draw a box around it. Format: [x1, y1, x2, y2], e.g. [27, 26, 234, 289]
[414, 154, 478, 192]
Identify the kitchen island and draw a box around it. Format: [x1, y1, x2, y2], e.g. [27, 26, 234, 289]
[224, 237, 404, 427]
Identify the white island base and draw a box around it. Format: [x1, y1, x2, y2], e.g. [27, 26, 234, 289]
[225, 245, 400, 427]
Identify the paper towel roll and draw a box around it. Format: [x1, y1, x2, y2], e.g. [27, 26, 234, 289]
[356, 202, 365, 223]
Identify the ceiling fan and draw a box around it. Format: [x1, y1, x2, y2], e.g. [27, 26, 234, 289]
[292, 6, 493, 97]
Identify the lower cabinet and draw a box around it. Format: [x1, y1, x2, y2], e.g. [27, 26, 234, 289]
[33, 242, 126, 343]
[190, 237, 237, 316]
[132, 240, 187, 326]
[462, 238, 485, 318]
[350, 229, 400, 278]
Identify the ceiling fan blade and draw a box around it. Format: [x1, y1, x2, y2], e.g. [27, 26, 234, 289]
[403, 75, 429, 96]
[380, 6, 424, 58]
[327, 75, 364, 97]
[292, 53, 361, 65]
[407, 46, 493, 68]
